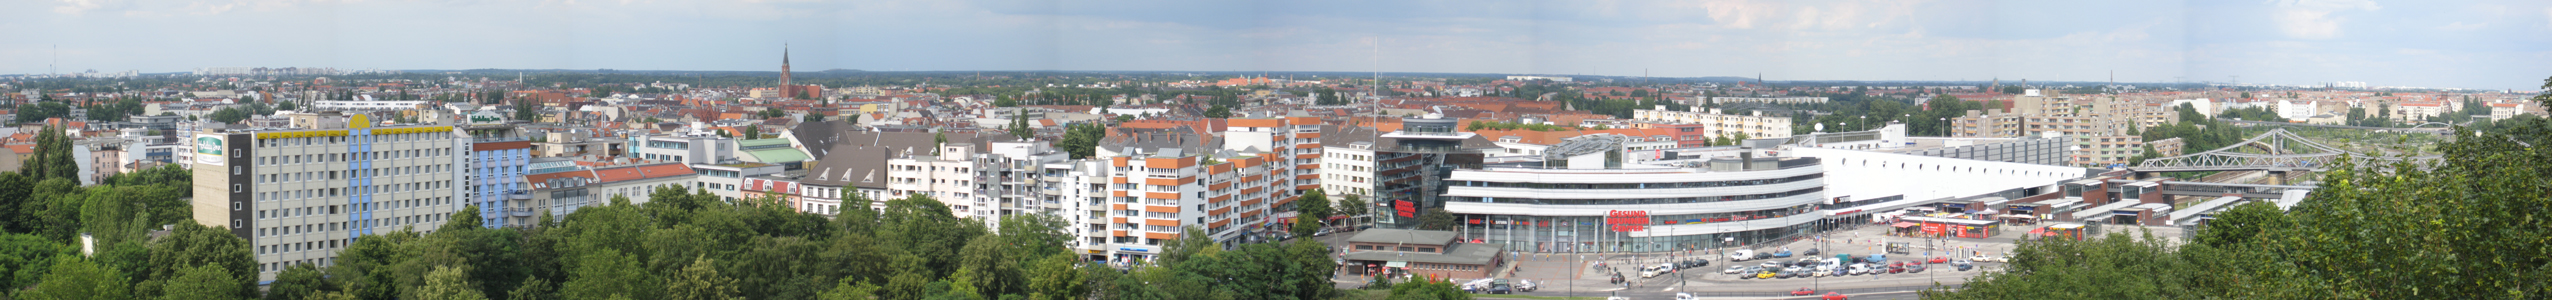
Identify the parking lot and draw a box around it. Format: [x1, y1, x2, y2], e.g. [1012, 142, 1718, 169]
[1470, 223, 2049, 299]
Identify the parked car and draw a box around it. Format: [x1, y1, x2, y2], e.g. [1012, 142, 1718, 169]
[1673, 293, 1697, 300]
[1823, 292, 1852, 300]
[1725, 265, 1748, 274]
[1847, 264, 1868, 275]
[1830, 266, 1847, 277]
[1755, 270, 1777, 279]
[1929, 256, 1950, 264]
[1314, 228, 1335, 237]
[1772, 249, 1795, 258]
[1866, 253, 1887, 262]
[1907, 264, 1927, 273]
[1888, 262, 1907, 273]
[1955, 262, 1975, 271]
[1804, 248, 1821, 256]
[1728, 249, 1755, 261]
[1515, 279, 1538, 292]
[1791, 287, 1819, 296]
[1755, 252, 1776, 260]
[1488, 279, 1514, 294]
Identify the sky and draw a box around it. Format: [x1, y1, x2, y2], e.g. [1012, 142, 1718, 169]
[4, 0, 2549, 90]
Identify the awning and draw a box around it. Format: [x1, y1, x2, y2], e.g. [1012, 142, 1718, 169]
[1999, 215, 2038, 219]
[1892, 222, 1920, 228]
[1384, 261, 1409, 268]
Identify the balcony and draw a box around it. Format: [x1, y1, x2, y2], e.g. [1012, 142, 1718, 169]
[506, 191, 532, 200]
[506, 208, 535, 217]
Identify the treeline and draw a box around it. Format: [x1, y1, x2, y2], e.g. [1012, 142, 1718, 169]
[1928, 95, 2552, 299]
[6, 175, 1464, 300]
[0, 158, 198, 299]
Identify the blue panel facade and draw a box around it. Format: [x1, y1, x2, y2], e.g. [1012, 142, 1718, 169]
[473, 147, 528, 228]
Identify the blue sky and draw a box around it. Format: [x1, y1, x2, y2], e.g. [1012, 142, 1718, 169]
[4, 0, 2548, 90]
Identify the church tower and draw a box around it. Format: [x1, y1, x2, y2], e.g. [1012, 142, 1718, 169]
[779, 44, 793, 89]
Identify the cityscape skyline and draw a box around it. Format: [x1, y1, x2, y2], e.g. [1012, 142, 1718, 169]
[4, 0, 2550, 89]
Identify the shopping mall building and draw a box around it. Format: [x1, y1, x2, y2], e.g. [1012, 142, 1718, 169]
[1442, 134, 1827, 253]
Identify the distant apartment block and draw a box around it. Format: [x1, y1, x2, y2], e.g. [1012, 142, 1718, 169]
[1504, 75, 1573, 82]
[1706, 96, 1828, 105]
[1629, 108, 1794, 140]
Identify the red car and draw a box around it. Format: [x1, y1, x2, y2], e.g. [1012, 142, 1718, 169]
[1929, 256, 1949, 264]
[1887, 262, 1906, 273]
[1823, 292, 1852, 300]
[1790, 287, 1817, 296]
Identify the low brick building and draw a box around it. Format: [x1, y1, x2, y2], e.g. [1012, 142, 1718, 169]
[1340, 229, 1505, 280]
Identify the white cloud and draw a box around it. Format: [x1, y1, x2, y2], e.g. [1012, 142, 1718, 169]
[2268, 0, 2381, 39]
[52, 0, 127, 15]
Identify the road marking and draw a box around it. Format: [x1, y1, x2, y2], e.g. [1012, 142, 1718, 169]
[1661, 287, 1676, 292]
[1598, 288, 1624, 292]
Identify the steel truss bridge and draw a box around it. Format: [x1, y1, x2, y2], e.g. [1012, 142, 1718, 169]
[2130, 128, 2440, 174]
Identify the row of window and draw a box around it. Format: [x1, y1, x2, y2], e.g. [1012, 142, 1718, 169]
[263, 257, 331, 273]
[258, 148, 451, 166]
[1446, 187, 1821, 205]
[1456, 174, 1821, 190]
[258, 181, 451, 202]
[259, 165, 449, 184]
[254, 132, 442, 149]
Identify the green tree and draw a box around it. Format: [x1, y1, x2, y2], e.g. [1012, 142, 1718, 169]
[0, 234, 64, 289]
[265, 263, 333, 300]
[1020, 254, 1081, 300]
[1009, 112, 1033, 140]
[1203, 105, 1231, 118]
[1335, 194, 1368, 230]
[1289, 214, 1320, 238]
[1416, 208, 1454, 230]
[508, 278, 558, 300]
[1054, 123, 1108, 159]
[138, 222, 257, 299]
[1296, 188, 1333, 221]
[156, 264, 240, 300]
[208, 107, 249, 123]
[414, 266, 490, 300]
[561, 249, 653, 300]
[664, 256, 739, 300]
[815, 278, 880, 300]
[20, 257, 133, 300]
[444, 205, 484, 230]
[1382, 279, 1470, 300]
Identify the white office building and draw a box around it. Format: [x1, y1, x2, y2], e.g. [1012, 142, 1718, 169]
[1443, 134, 1827, 253]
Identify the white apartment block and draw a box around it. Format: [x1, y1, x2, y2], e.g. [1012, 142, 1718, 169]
[1629, 108, 1795, 139]
[2490, 102, 2527, 120]
[1706, 96, 1828, 104]
[191, 113, 468, 281]
[887, 143, 989, 218]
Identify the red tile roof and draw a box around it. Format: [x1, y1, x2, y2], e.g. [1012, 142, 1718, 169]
[593, 163, 696, 183]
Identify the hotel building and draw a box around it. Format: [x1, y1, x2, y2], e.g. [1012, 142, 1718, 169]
[191, 113, 468, 281]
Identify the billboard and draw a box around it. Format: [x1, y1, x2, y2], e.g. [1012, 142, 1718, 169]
[194, 135, 226, 166]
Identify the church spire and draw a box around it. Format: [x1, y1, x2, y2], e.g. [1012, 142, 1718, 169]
[779, 43, 794, 90]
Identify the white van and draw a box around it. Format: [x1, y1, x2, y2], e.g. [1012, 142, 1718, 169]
[1727, 249, 1754, 261]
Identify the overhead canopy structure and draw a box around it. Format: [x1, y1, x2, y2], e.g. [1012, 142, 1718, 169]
[2131, 128, 2439, 173]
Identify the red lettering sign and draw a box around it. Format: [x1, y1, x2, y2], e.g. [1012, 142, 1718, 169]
[1605, 210, 1650, 232]
[1395, 200, 1417, 218]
